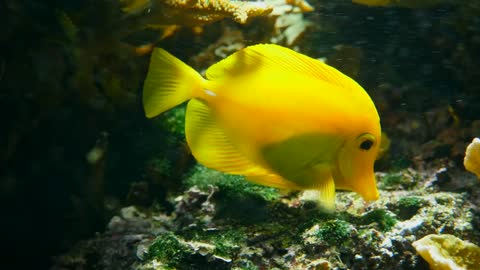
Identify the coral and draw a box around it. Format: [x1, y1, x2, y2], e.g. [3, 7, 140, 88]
[412, 234, 480, 270]
[286, 0, 314, 12]
[267, 0, 314, 16]
[267, 0, 314, 46]
[464, 138, 480, 178]
[189, 26, 246, 69]
[270, 13, 312, 46]
[157, 0, 274, 25]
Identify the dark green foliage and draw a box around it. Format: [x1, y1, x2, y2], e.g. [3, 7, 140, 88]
[155, 105, 186, 137]
[380, 173, 404, 188]
[184, 165, 280, 202]
[359, 209, 398, 232]
[147, 232, 190, 268]
[394, 196, 426, 220]
[147, 157, 173, 177]
[205, 229, 247, 258]
[235, 260, 259, 270]
[378, 171, 417, 190]
[315, 220, 353, 244]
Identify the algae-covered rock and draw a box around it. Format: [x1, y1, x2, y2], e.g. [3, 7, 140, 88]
[51, 164, 480, 269]
[412, 234, 480, 270]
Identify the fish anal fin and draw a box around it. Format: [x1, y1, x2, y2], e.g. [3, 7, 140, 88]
[185, 98, 268, 175]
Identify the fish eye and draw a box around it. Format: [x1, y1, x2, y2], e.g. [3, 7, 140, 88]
[359, 139, 374, 150]
[355, 133, 376, 151]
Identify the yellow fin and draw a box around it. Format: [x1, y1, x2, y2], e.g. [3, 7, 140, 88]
[205, 44, 360, 91]
[376, 131, 391, 160]
[121, 0, 152, 15]
[247, 174, 300, 190]
[143, 48, 204, 118]
[312, 176, 336, 212]
[185, 99, 269, 175]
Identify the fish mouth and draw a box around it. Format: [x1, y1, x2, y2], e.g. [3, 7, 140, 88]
[332, 165, 379, 201]
[355, 173, 379, 201]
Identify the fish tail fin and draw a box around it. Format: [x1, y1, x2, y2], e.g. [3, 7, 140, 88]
[143, 48, 205, 118]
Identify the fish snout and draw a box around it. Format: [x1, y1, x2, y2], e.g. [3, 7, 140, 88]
[355, 174, 379, 201]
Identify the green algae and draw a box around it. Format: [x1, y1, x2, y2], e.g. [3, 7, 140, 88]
[155, 105, 186, 136]
[146, 157, 173, 177]
[381, 173, 404, 187]
[359, 209, 398, 232]
[395, 196, 427, 220]
[204, 229, 247, 258]
[184, 165, 280, 202]
[234, 261, 259, 270]
[378, 170, 417, 190]
[146, 227, 248, 269]
[147, 232, 190, 268]
[315, 220, 353, 244]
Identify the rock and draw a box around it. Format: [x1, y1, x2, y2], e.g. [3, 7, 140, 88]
[412, 234, 480, 270]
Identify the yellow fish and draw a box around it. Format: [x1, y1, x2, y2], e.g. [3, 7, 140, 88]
[143, 44, 381, 210]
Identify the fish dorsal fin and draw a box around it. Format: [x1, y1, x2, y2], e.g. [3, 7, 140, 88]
[206, 44, 360, 91]
[185, 98, 269, 176]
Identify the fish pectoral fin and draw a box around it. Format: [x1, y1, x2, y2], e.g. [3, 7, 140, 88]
[247, 174, 300, 190]
[205, 44, 359, 92]
[186, 98, 268, 175]
[315, 176, 336, 212]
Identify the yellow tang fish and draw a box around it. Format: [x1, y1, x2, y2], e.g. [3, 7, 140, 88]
[143, 44, 381, 210]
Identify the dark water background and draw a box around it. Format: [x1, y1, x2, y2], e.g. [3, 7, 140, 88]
[1, 0, 479, 268]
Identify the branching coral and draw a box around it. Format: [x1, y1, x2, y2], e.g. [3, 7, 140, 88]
[160, 0, 273, 24]
[122, 0, 315, 26]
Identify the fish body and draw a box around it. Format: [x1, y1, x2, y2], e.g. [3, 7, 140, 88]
[143, 44, 381, 210]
